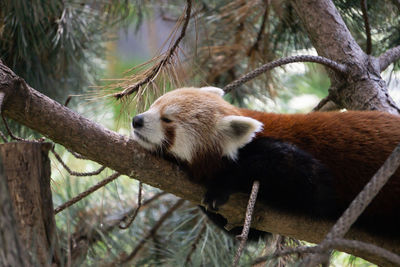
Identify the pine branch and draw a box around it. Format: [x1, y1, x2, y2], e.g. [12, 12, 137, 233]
[113, 0, 192, 99]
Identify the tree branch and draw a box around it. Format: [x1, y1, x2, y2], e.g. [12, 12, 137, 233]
[223, 55, 347, 93]
[113, 0, 192, 99]
[360, 0, 372, 55]
[379, 45, 400, 72]
[0, 62, 399, 266]
[291, 0, 400, 114]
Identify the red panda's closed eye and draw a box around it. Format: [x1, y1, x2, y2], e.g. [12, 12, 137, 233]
[161, 117, 173, 123]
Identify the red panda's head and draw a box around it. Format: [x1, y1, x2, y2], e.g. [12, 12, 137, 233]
[131, 87, 263, 164]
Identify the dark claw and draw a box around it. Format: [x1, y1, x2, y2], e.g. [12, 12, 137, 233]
[202, 190, 230, 212]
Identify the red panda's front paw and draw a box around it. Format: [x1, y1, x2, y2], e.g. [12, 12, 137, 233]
[202, 190, 230, 212]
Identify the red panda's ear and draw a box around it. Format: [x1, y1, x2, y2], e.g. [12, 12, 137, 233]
[218, 115, 263, 159]
[199, 86, 225, 97]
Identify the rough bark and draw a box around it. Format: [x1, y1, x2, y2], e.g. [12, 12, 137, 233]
[291, 0, 400, 114]
[380, 45, 400, 72]
[0, 151, 29, 267]
[0, 142, 60, 266]
[0, 62, 399, 266]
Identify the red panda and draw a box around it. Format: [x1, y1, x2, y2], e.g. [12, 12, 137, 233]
[131, 86, 400, 237]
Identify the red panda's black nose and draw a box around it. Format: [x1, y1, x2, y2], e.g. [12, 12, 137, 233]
[132, 115, 144, 128]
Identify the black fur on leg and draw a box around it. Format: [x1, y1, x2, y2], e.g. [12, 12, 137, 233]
[198, 206, 271, 241]
[202, 137, 341, 220]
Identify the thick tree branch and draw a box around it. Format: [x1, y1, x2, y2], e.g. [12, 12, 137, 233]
[379, 45, 400, 72]
[0, 63, 399, 266]
[291, 0, 400, 114]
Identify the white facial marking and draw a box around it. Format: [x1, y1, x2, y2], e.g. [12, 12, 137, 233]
[169, 124, 196, 162]
[163, 104, 180, 116]
[217, 115, 263, 160]
[131, 107, 164, 150]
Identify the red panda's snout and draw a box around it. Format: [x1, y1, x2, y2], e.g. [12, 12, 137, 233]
[131, 87, 263, 164]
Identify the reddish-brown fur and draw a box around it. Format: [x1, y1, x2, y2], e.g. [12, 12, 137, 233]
[134, 87, 400, 223]
[240, 109, 400, 217]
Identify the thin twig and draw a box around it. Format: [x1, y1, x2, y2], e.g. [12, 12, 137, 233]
[64, 95, 72, 107]
[223, 55, 347, 93]
[0, 130, 7, 143]
[113, 0, 192, 99]
[326, 239, 400, 266]
[379, 45, 400, 72]
[117, 199, 185, 265]
[252, 245, 319, 265]
[247, 0, 269, 56]
[54, 172, 121, 214]
[51, 146, 106, 177]
[67, 150, 88, 160]
[252, 238, 400, 266]
[233, 180, 260, 267]
[160, 2, 205, 23]
[119, 182, 143, 229]
[1, 115, 27, 141]
[360, 0, 372, 55]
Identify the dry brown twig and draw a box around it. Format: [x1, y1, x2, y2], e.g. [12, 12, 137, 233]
[118, 181, 143, 229]
[114, 199, 185, 266]
[112, 0, 192, 100]
[360, 0, 372, 55]
[54, 172, 121, 214]
[51, 146, 106, 177]
[2, 114, 27, 142]
[247, 0, 270, 56]
[252, 238, 400, 266]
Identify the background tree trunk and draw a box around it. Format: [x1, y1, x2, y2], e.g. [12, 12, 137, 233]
[0, 150, 29, 267]
[0, 142, 60, 267]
